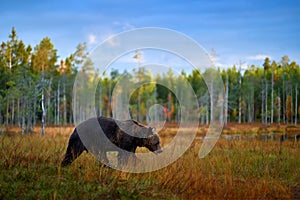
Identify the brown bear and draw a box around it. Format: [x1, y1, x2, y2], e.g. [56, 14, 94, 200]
[61, 116, 162, 167]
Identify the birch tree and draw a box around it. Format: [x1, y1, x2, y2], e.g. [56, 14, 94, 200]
[238, 61, 246, 124]
[270, 61, 277, 123]
[32, 38, 57, 135]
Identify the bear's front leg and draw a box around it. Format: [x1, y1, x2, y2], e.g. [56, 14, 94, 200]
[117, 151, 140, 167]
[98, 150, 110, 166]
[61, 129, 87, 167]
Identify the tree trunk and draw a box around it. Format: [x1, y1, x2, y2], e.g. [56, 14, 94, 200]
[252, 88, 255, 122]
[0, 101, 2, 125]
[238, 93, 241, 124]
[283, 78, 286, 124]
[33, 87, 37, 126]
[286, 94, 289, 124]
[295, 85, 298, 125]
[206, 95, 209, 125]
[99, 82, 102, 117]
[21, 95, 26, 135]
[57, 82, 60, 125]
[69, 109, 73, 124]
[210, 81, 214, 123]
[243, 102, 246, 123]
[26, 97, 32, 134]
[248, 88, 254, 123]
[41, 70, 46, 136]
[168, 92, 172, 122]
[271, 69, 274, 123]
[200, 101, 204, 124]
[47, 79, 52, 124]
[73, 81, 76, 122]
[21, 77, 27, 135]
[137, 88, 141, 121]
[265, 80, 268, 124]
[291, 86, 293, 124]
[254, 102, 257, 122]
[261, 82, 264, 124]
[6, 96, 9, 129]
[248, 101, 251, 123]
[108, 81, 112, 117]
[26, 79, 32, 134]
[278, 89, 281, 125]
[17, 98, 20, 126]
[11, 98, 14, 125]
[54, 91, 57, 125]
[63, 77, 67, 126]
[238, 75, 242, 124]
[225, 75, 228, 125]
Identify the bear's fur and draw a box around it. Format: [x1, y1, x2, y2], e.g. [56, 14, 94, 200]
[61, 116, 162, 167]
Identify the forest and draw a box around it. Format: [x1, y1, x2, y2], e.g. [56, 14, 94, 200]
[1, 27, 300, 135]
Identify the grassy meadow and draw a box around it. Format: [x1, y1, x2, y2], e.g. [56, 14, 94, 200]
[0, 125, 299, 199]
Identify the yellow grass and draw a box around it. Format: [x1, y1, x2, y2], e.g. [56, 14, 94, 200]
[0, 125, 299, 199]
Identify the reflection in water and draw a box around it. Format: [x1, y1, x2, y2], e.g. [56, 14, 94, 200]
[196, 132, 299, 142]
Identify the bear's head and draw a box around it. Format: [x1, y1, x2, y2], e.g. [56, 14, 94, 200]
[144, 128, 163, 154]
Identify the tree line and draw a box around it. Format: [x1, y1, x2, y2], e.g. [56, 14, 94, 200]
[1, 28, 300, 134]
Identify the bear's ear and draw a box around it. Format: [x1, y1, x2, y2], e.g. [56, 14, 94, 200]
[152, 127, 156, 134]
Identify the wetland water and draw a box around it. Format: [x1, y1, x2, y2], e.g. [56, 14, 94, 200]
[197, 132, 300, 142]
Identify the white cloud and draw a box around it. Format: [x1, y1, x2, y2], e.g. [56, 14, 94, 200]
[113, 21, 135, 30]
[247, 54, 271, 61]
[88, 34, 97, 44]
[122, 23, 135, 30]
[84, 21, 135, 48]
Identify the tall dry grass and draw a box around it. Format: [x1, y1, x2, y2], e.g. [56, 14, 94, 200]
[0, 126, 299, 199]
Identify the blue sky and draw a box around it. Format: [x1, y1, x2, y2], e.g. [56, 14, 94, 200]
[1, 0, 300, 69]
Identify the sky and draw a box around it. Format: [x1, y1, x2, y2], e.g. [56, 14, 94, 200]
[1, 0, 300, 70]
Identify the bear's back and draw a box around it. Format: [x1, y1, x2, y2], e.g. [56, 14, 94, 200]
[97, 116, 119, 137]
